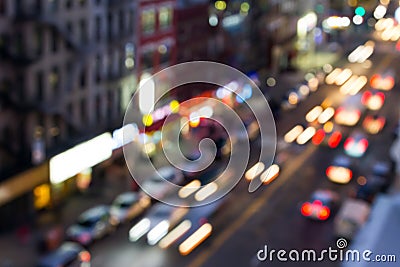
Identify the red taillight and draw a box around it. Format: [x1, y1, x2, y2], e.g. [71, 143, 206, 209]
[80, 251, 91, 262]
[318, 207, 330, 220]
[313, 200, 323, 206]
[370, 75, 380, 88]
[387, 77, 395, 89]
[376, 92, 385, 101]
[359, 139, 369, 151]
[362, 91, 372, 104]
[335, 107, 344, 116]
[326, 166, 332, 177]
[312, 129, 325, 145]
[344, 138, 354, 150]
[363, 117, 371, 126]
[301, 203, 312, 216]
[328, 132, 342, 148]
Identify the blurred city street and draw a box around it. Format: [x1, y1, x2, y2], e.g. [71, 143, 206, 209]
[1, 0, 400, 267]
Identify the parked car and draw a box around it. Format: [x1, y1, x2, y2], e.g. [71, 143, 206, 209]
[110, 192, 151, 226]
[140, 166, 184, 200]
[66, 205, 113, 246]
[36, 242, 88, 267]
[334, 199, 370, 240]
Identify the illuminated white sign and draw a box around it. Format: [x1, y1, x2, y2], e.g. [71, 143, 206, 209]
[139, 73, 155, 115]
[396, 7, 400, 24]
[297, 12, 318, 38]
[50, 133, 113, 184]
[112, 123, 139, 149]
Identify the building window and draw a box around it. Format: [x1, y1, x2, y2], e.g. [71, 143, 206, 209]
[141, 50, 154, 70]
[49, 67, 60, 93]
[65, 61, 73, 91]
[128, 9, 134, 33]
[141, 9, 155, 34]
[15, 32, 24, 56]
[117, 87, 122, 116]
[36, 71, 44, 101]
[95, 55, 101, 82]
[49, 116, 60, 142]
[49, 0, 58, 12]
[0, 0, 6, 14]
[66, 22, 73, 34]
[35, 0, 42, 13]
[79, 70, 86, 88]
[65, 0, 72, 9]
[107, 13, 113, 40]
[159, 6, 173, 29]
[159, 44, 171, 65]
[119, 10, 125, 35]
[95, 95, 102, 121]
[50, 28, 58, 53]
[117, 51, 124, 76]
[67, 103, 73, 116]
[66, 103, 74, 135]
[79, 19, 87, 44]
[16, 74, 25, 99]
[34, 26, 43, 56]
[95, 15, 102, 41]
[79, 0, 87, 6]
[80, 99, 86, 123]
[107, 90, 113, 120]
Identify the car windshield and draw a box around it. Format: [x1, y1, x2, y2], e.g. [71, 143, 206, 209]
[311, 192, 331, 205]
[77, 216, 98, 227]
[115, 200, 133, 208]
[151, 169, 174, 182]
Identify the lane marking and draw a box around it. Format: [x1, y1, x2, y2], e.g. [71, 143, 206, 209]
[187, 145, 317, 267]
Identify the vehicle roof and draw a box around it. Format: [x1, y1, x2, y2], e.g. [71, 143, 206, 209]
[332, 155, 351, 167]
[372, 161, 391, 176]
[150, 166, 177, 181]
[38, 242, 83, 266]
[114, 192, 139, 203]
[79, 205, 109, 220]
[311, 189, 337, 201]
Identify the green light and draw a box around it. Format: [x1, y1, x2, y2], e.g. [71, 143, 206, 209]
[315, 4, 324, 14]
[355, 6, 366, 16]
